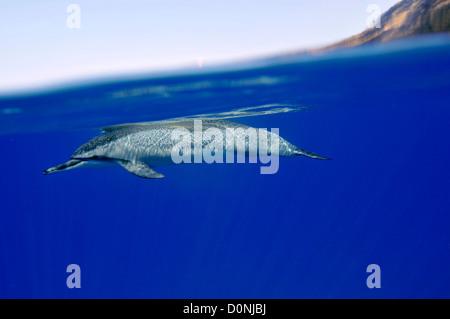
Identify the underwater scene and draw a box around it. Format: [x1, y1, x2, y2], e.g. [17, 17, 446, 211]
[0, 35, 449, 298]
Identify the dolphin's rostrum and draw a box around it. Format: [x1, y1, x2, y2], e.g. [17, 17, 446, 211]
[43, 119, 330, 179]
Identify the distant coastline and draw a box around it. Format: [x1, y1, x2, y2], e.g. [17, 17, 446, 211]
[313, 0, 450, 53]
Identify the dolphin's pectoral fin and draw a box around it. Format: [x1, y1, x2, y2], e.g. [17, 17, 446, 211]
[116, 160, 164, 179]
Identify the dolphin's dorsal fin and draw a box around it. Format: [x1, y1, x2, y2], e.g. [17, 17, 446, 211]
[116, 160, 164, 179]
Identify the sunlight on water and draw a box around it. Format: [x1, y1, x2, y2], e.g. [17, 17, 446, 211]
[110, 76, 290, 99]
[131, 103, 306, 124]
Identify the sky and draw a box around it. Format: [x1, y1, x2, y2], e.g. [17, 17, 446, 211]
[0, 0, 400, 93]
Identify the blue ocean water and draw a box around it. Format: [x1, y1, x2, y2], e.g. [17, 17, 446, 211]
[0, 36, 449, 299]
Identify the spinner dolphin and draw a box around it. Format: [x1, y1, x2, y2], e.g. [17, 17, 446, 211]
[43, 119, 330, 179]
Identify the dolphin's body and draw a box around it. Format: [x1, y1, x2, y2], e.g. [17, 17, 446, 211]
[43, 119, 329, 179]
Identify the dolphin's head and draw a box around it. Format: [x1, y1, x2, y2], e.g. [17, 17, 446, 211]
[43, 159, 85, 175]
[70, 134, 116, 160]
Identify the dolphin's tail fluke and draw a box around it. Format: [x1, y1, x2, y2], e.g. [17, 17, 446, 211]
[43, 159, 84, 175]
[293, 148, 331, 160]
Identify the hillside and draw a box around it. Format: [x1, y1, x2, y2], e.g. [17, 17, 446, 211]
[320, 0, 450, 51]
